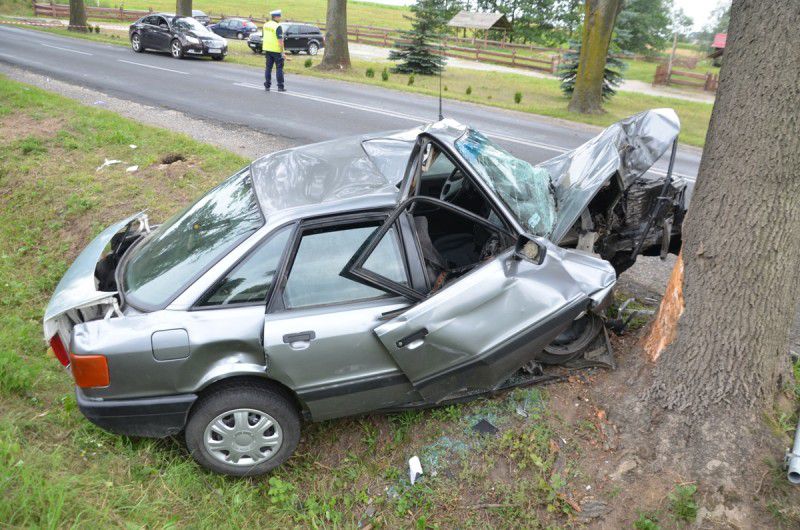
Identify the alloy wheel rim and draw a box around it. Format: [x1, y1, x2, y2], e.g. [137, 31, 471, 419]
[172, 42, 180, 57]
[203, 408, 283, 466]
[309, 44, 318, 55]
[132, 35, 139, 50]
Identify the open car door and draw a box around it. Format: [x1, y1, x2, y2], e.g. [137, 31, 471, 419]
[342, 195, 610, 403]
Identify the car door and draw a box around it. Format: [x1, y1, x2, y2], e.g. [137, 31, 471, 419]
[150, 16, 172, 50]
[261, 213, 427, 419]
[138, 16, 156, 48]
[283, 24, 300, 50]
[343, 197, 600, 403]
[215, 19, 229, 37]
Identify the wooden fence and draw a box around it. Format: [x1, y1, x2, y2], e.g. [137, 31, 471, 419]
[653, 63, 718, 92]
[33, 1, 149, 20]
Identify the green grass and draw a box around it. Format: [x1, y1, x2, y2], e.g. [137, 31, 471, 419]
[16, 24, 713, 147]
[0, 74, 613, 528]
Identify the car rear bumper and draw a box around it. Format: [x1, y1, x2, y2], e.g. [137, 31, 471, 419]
[76, 387, 197, 438]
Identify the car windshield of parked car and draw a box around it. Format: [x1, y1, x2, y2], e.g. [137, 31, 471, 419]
[174, 17, 212, 34]
[123, 169, 264, 309]
[455, 129, 556, 237]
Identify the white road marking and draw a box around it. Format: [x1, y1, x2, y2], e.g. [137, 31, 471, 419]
[118, 59, 189, 74]
[234, 79, 695, 180]
[41, 43, 92, 55]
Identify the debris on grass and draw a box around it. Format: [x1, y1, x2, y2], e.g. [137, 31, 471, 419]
[408, 455, 423, 485]
[125, 165, 138, 173]
[472, 419, 499, 435]
[160, 153, 186, 165]
[95, 158, 121, 172]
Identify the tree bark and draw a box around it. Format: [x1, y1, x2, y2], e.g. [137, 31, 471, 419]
[176, 0, 192, 17]
[567, 0, 622, 114]
[649, 0, 800, 415]
[68, 0, 88, 32]
[318, 0, 351, 70]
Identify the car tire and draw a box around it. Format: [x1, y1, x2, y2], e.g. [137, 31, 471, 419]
[237, 32, 244, 40]
[130, 32, 143, 53]
[537, 312, 603, 364]
[307, 42, 319, 55]
[212, 55, 224, 61]
[251, 47, 261, 54]
[170, 39, 185, 59]
[185, 381, 300, 476]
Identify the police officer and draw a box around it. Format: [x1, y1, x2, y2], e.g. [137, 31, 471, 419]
[263, 9, 286, 92]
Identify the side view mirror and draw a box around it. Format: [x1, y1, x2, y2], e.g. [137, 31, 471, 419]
[513, 233, 546, 265]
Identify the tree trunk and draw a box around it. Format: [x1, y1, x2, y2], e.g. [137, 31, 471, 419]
[649, 0, 800, 415]
[318, 0, 351, 70]
[176, 0, 192, 17]
[68, 0, 88, 32]
[567, 0, 622, 114]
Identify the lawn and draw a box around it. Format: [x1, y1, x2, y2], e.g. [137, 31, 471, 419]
[14, 24, 714, 147]
[0, 74, 589, 528]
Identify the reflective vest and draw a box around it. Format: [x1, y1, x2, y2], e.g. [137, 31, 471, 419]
[263, 20, 282, 53]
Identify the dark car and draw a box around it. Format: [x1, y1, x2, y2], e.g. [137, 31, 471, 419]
[209, 18, 259, 40]
[192, 10, 211, 26]
[248, 23, 324, 55]
[129, 14, 227, 60]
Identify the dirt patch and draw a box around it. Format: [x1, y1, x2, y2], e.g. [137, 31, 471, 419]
[0, 114, 67, 142]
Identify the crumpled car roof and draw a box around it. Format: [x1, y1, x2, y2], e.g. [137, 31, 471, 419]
[248, 110, 680, 240]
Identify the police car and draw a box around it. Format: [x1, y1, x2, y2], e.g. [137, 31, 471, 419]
[248, 23, 324, 55]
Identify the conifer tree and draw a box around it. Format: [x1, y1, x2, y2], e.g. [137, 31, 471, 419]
[389, 0, 447, 75]
[559, 41, 625, 100]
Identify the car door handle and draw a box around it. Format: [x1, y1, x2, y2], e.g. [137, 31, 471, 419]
[396, 328, 428, 349]
[283, 331, 315, 350]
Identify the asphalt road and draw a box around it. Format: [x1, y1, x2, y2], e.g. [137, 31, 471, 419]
[0, 24, 701, 180]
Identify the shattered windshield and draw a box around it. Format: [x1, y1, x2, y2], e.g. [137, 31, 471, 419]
[123, 169, 264, 309]
[455, 129, 556, 237]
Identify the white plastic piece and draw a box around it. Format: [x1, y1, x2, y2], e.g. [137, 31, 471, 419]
[126, 165, 139, 173]
[408, 456, 423, 485]
[96, 159, 121, 172]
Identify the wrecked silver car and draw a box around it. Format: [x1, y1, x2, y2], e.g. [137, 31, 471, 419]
[43, 109, 683, 476]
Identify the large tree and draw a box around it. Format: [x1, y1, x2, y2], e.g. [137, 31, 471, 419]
[614, 0, 671, 55]
[642, 0, 800, 494]
[318, 0, 351, 70]
[176, 0, 192, 17]
[68, 0, 88, 32]
[567, 0, 623, 114]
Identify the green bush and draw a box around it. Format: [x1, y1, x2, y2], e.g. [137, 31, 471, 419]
[669, 484, 698, 522]
[407, 74, 415, 86]
[514, 91, 522, 104]
[381, 67, 389, 81]
[443, 85, 448, 91]
[466, 85, 472, 95]
[365, 67, 375, 78]
[304, 58, 312, 68]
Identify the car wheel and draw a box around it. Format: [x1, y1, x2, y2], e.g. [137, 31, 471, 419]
[237, 32, 244, 40]
[212, 55, 224, 61]
[130, 32, 143, 53]
[537, 312, 603, 364]
[185, 382, 300, 476]
[171, 40, 184, 59]
[307, 42, 319, 55]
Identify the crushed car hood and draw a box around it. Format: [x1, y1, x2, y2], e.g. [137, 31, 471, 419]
[43, 212, 144, 333]
[540, 108, 680, 242]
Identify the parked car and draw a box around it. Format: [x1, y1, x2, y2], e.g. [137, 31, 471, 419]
[129, 14, 227, 60]
[192, 10, 211, 26]
[44, 110, 685, 476]
[209, 17, 259, 40]
[248, 23, 324, 55]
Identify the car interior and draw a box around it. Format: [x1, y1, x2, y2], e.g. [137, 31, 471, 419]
[405, 142, 513, 288]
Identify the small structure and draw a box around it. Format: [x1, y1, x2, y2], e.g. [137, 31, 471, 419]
[447, 10, 511, 41]
[709, 33, 726, 67]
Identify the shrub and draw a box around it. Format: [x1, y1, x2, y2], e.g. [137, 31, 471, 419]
[304, 58, 312, 68]
[669, 484, 698, 522]
[94, 25, 100, 33]
[365, 67, 375, 78]
[465, 86, 472, 95]
[443, 85, 448, 91]
[514, 91, 522, 104]
[381, 68, 389, 81]
[407, 74, 415, 86]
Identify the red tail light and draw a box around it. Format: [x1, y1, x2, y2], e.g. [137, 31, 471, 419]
[49, 334, 70, 367]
